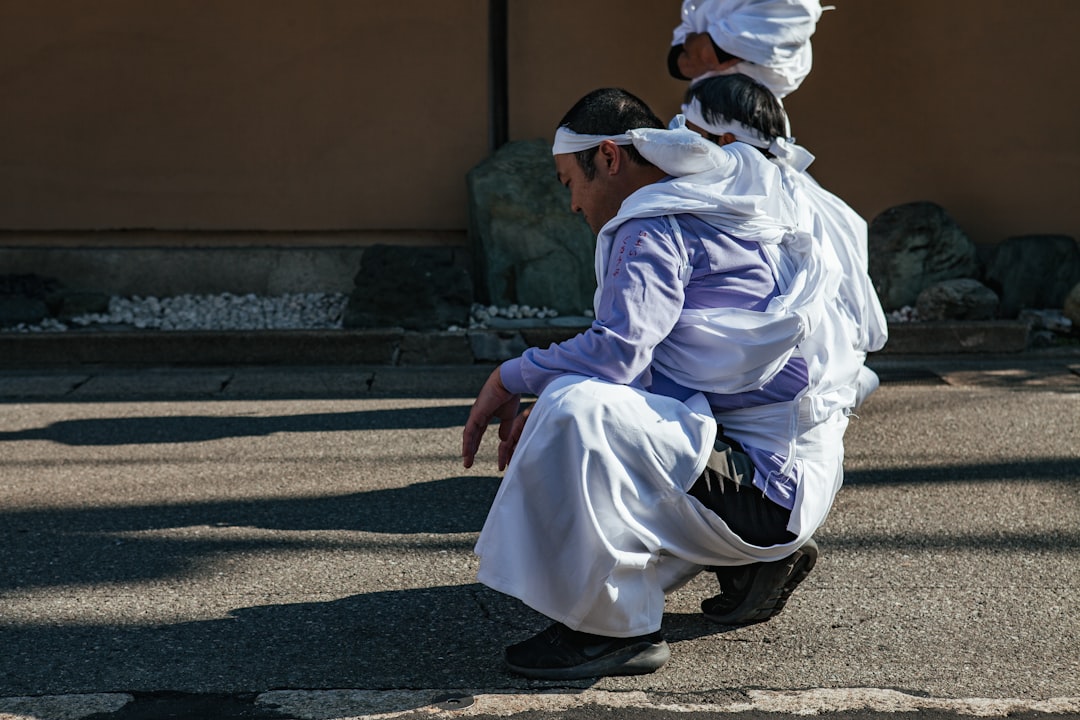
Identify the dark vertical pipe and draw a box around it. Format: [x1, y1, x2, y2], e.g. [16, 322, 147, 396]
[489, 0, 509, 152]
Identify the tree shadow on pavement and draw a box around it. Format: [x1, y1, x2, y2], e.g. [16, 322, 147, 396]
[0, 405, 472, 446]
[3, 452, 1078, 702]
[844, 458, 1080, 486]
[0, 475, 501, 592]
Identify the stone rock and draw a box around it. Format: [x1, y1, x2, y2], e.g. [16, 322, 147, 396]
[344, 245, 472, 330]
[0, 296, 49, 327]
[52, 291, 111, 321]
[1063, 282, 1080, 328]
[468, 329, 529, 363]
[0, 273, 62, 327]
[984, 235, 1080, 318]
[915, 278, 999, 321]
[879, 320, 1030, 354]
[399, 331, 472, 365]
[868, 201, 980, 310]
[467, 139, 595, 315]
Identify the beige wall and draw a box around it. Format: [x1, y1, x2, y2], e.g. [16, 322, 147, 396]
[1, 1, 1078, 246]
[0, 1, 491, 231]
[783, 0, 1080, 246]
[507, 0, 685, 143]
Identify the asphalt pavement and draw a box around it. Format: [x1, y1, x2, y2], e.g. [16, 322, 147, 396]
[1, 350, 1078, 720]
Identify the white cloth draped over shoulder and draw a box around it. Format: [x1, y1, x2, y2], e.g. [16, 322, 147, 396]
[672, 0, 825, 98]
[610, 124, 841, 396]
[614, 126, 859, 535]
[475, 123, 857, 637]
[629, 116, 888, 359]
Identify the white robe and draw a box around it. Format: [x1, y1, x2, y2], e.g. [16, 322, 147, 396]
[770, 143, 889, 408]
[474, 374, 848, 637]
[779, 165, 888, 357]
[474, 142, 854, 637]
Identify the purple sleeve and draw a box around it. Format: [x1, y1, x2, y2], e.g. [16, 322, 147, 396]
[508, 217, 686, 396]
[499, 357, 528, 395]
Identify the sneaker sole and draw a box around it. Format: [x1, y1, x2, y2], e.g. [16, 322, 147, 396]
[504, 639, 670, 681]
[703, 539, 819, 625]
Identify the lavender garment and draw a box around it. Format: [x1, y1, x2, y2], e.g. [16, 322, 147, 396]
[500, 213, 808, 509]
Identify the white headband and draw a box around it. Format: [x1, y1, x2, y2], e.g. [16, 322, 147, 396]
[680, 99, 815, 172]
[552, 126, 633, 156]
[680, 98, 772, 148]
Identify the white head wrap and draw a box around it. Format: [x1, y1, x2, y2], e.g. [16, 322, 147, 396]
[552, 116, 731, 178]
[672, 0, 828, 98]
[680, 97, 815, 172]
[552, 112, 813, 177]
[680, 98, 771, 147]
[552, 127, 633, 156]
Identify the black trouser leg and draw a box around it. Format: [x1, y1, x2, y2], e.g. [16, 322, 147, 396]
[687, 435, 797, 547]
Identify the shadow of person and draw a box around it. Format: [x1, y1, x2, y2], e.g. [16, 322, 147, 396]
[4, 578, 739, 712]
[662, 610, 741, 644]
[1, 583, 589, 700]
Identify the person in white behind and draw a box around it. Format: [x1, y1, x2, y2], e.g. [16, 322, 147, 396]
[680, 72, 888, 407]
[668, 0, 824, 100]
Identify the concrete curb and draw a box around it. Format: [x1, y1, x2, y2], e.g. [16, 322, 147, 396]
[3, 688, 1079, 720]
[0, 320, 1046, 369]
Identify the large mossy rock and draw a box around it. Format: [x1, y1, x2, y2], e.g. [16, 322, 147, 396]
[868, 201, 980, 311]
[915, 278, 999, 321]
[985, 235, 1080, 317]
[345, 245, 472, 330]
[0, 274, 60, 327]
[467, 139, 595, 315]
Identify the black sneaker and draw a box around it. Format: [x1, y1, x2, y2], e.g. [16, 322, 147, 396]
[701, 539, 819, 625]
[504, 622, 670, 680]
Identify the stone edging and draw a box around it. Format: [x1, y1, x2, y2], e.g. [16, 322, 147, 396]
[0, 320, 1038, 369]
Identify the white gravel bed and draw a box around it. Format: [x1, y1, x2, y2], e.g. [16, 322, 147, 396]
[5, 292, 348, 332]
[2, 295, 592, 333]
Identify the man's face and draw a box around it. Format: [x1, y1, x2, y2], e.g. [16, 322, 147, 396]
[678, 32, 724, 80]
[554, 150, 622, 236]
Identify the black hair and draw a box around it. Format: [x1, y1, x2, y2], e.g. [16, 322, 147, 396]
[556, 87, 664, 180]
[684, 73, 787, 148]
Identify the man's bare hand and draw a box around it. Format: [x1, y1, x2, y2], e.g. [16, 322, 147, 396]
[462, 368, 521, 470]
[497, 405, 532, 470]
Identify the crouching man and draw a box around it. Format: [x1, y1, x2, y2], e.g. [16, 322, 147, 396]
[462, 87, 858, 680]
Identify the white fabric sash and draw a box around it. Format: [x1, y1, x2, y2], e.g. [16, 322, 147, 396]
[592, 141, 838, 394]
[614, 113, 884, 357]
[652, 213, 837, 394]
